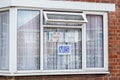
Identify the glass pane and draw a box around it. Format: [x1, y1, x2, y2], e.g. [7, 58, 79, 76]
[43, 28, 82, 70]
[86, 15, 104, 68]
[0, 11, 9, 70]
[17, 10, 40, 70]
[47, 14, 84, 20]
[44, 12, 82, 26]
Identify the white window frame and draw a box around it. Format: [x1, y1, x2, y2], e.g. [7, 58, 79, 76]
[84, 11, 108, 72]
[43, 11, 87, 23]
[16, 8, 42, 72]
[0, 7, 109, 76]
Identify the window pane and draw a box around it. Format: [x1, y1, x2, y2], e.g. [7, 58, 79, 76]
[43, 12, 82, 26]
[43, 28, 82, 70]
[0, 11, 9, 70]
[17, 10, 40, 70]
[86, 15, 104, 68]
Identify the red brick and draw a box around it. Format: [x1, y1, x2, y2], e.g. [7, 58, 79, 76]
[109, 55, 118, 58]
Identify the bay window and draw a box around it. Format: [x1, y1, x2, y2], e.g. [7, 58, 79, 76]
[0, 9, 108, 75]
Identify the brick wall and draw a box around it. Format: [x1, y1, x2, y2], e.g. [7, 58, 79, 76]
[0, 0, 119, 80]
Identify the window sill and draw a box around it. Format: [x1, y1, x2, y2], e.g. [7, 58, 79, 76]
[0, 71, 110, 76]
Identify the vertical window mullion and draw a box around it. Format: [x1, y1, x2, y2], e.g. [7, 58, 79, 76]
[9, 8, 17, 73]
[82, 24, 87, 70]
[103, 13, 108, 71]
[40, 9, 43, 70]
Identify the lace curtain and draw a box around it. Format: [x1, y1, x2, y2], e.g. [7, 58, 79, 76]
[43, 28, 82, 70]
[17, 10, 104, 70]
[0, 11, 9, 70]
[86, 15, 104, 68]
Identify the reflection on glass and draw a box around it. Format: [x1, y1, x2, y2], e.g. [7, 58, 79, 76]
[17, 10, 40, 70]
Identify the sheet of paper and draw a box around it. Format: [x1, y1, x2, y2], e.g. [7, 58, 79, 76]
[58, 44, 71, 55]
[65, 32, 79, 42]
[49, 32, 64, 42]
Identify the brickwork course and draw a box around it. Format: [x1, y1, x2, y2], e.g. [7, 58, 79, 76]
[0, 0, 119, 80]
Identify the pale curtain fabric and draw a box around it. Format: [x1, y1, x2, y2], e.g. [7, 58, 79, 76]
[17, 10, 40, 70]
[86, 15, 104, 68]
[43, 13, 82, 70]
[43, 28, 82, 70]
[17, 10, 103, 70]
[0, 11, 9, 70]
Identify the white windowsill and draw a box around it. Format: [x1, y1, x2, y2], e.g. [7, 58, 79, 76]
[0, 71, 110, 76]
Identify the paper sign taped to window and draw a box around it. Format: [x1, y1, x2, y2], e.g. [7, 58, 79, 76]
[49, 32, 63, 42]
[65, 32, 79, 42]
[58, 44, 71, 55]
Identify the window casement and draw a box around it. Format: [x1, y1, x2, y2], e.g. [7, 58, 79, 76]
[0, 9, 109, 76]
[43, 11, 87, 23]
